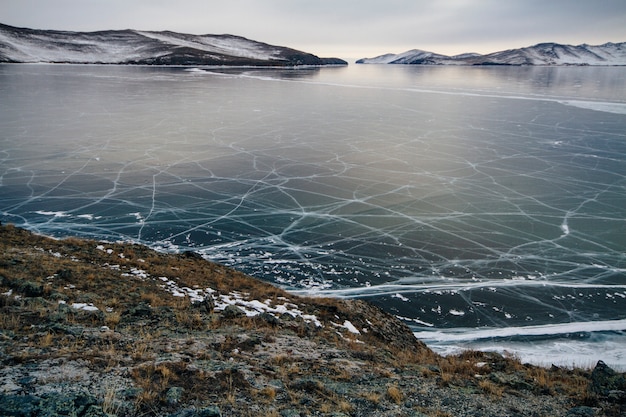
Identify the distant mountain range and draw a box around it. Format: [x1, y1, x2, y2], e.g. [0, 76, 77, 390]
[2, 23, 623, 68]
[0, 23, 346, 66]
[357, 42, 626, 66]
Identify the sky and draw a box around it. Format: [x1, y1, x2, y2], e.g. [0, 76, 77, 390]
[2, 0, 626, 60]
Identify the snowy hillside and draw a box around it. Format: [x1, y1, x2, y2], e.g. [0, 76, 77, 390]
[357, 49, 452, 65]
[0, 23, 346, 66]
[357, 42, 626, 66]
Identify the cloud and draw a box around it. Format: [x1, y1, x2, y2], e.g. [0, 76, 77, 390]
[2, 0, 626, 58]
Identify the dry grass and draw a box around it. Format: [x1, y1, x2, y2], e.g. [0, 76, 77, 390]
[391, 346, 439, 367]
[529, 367, 553, 392]
[270, 353, 292, 367]
[338, 400, 354, 413]
[130, 362, 183, 410]
[38, 332, 54, 348]
[0, 311, 22, 331]
[175, 310, 206, 330]
[258, 386, 276, 402]
[386, 385, 403, 404]
[131, 340, 152, 361]
[361, 391, 382, 404]
[478, 379, 505, 397]
[102, 382, 123, 415]
[329, 363, 354, 381]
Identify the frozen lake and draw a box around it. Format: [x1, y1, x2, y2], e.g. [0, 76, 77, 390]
[1, 63, 625, 368]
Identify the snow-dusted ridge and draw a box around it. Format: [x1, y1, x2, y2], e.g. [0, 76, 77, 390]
[357, 42, 626, 66]
[0, 23, 346, 66]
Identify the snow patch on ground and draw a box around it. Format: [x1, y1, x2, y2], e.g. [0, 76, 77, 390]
[214, 292, 322, 327]
[71, 303, 99, 312]
[91, 245, 324, 328]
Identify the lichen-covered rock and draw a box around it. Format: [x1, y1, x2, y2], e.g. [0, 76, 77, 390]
[221, 304, 245, 319]
[124, 301, 153, 318]
[166, 386, 184, 405]
[168, 407, 222, 417]
[566, 406, 597, 417]
[590, 360, 626, 398]
[0, 393, 110, 417]
[0, 394, 41, 416]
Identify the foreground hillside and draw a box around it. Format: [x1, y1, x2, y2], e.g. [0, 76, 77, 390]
[1, 224, 624, 416]
[0, 23, 347, 66]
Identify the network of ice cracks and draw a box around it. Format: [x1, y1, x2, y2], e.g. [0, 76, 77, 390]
[0, 65, 625, 334]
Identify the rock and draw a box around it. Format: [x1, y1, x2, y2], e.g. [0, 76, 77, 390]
[194, 406, 222, 417]
[166, 386, 184, 405]
[0, 393, 108, 417]
[0, 380, 22, 394]
[82, 405, 112, 417]
[49, 302, 72, 322]
[280, 409, 302, 417]
[221, 305, 245, 319]
[181, 251, 204, 260]
[124, 301, 153, 318]
[566, 406, 597, 416]
[46, 322, 85, 336]
[489, 371, 534, 391]
[194, 296, 215, 313]
[589, 360, 626, 397]
[0, 394, 40, 416]
[607, 389, 626, 401]
[344, 300, 427, 352]
[56, 269, 72, 279]
[259, 312, 280, 326]
[18, 281, 44, 297]
[38, 393, 95, 416]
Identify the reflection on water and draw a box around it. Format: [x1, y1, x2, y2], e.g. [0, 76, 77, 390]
[1, 64, 626, 366]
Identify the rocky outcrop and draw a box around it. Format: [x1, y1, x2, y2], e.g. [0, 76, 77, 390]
[590, 360, 626, 401]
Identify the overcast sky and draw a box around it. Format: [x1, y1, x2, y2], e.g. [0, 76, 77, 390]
[3, 0, 626, 59]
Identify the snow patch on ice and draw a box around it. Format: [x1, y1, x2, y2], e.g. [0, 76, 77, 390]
[392, 293, 410, 302]
[35, 211, 69, 218]
[560, 100, 626, 115]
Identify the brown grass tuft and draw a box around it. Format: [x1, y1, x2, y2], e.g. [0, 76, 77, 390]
[386, 385, 403, 404]
[479, 379, 505, 397]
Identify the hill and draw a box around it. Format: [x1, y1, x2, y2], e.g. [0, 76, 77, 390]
[0, 23, 346, 66]
[1, 224, 624, 416]
[357, 42, 626, 66]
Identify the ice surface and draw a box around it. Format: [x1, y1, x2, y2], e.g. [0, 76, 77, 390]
[416, 320, 626, 371]
[1, 64, 625, 366]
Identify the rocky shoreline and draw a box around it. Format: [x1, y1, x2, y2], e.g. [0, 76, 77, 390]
[1, 224, 624, 416]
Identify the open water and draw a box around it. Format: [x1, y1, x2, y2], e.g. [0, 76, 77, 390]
[1, 64, 625, 369]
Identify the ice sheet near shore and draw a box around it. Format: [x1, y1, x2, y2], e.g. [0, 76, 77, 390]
[415, 321, 626, 371]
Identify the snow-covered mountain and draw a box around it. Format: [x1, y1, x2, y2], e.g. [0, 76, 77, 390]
[357, 42, 626, 66]
[0, 23, 346, 66]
